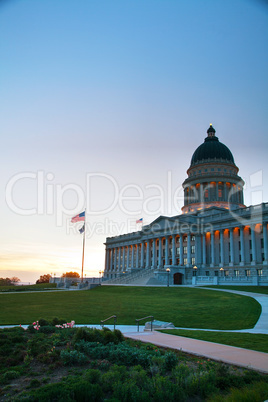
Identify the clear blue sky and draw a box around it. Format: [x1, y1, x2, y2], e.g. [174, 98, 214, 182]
[0, 0, 267, 282]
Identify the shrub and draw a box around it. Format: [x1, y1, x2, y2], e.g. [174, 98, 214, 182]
[163, 351, 178, 372]
[84, 368, 101, 384]
[60, 349, 88, 366]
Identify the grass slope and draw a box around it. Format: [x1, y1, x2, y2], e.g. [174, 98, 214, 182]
[0, 286, 261, 329]
[161, 329, 268, 353]
[202, 286, 268, 295]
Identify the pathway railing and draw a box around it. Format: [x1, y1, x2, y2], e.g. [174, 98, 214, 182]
[100, 315, 117, 330]
[135, 315, 154, 332]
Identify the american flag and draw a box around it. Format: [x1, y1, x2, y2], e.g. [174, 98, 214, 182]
[71, 211, 85, 223]
[136, 218, 143, 224]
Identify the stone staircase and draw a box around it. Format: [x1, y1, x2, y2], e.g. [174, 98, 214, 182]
[102, 268, 165, 286]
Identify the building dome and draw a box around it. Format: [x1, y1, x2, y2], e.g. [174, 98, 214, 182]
[190, 124, 235, 166]
[182, 124, 245, 214]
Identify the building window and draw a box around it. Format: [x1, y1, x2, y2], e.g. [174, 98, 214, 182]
[205, 271, 209, 276]
[191, 257, 195, 265]
[257, 269, 263, 276]
[163, 239, 166, 245]
[218, 189, 222, 198]
[157, 250, 159, 257]
[183, 246, 187, 254]
[250, 254, 253, 262]
[261, 238, 264, 248]
[191, 235, 195, 241]
[262, 253, 265, 261]
[177, 258, 180, 265]
[224, 270, 229, 277]
[245, 270, 250, 277]
[234, 270, 239, 277]
[193, 270, 197, 277]
[191, 245, 195, 254]
[214, 271, 219, 276]
[238, 241, 241, 250]
[169, 238, 172, 245]
[183, 258, 187, 265]
[156, 240, 159, 246]
[205, 190, 208, 198]
[249, 240, 252, 249]
[211, 168, 214, 171]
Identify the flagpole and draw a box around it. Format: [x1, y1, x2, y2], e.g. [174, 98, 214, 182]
[81, 209, 86, 283]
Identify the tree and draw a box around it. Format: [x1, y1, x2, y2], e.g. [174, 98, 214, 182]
[36, 274, 52, 284]
[0, 278, 12, 286]
[62, 271, 80, 278]
[10, 277, 20, 284]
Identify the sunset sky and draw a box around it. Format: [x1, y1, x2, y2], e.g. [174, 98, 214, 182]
[1, 0, 267, 283]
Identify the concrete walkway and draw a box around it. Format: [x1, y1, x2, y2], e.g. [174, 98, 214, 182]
[124, 330, 268, 373]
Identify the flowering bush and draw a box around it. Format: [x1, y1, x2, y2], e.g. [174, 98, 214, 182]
[55, 320, 75, 329]
[29, 319, 75, 331]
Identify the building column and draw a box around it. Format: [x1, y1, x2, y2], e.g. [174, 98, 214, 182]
[146, 241, 150, 268]
[165, 236, 169, 266]
[187, 233, 191, 266]
[195, 234, 202, 266]
[131, 245, 135, 268]
[216, 182, 219, 201]
[229, 229, 234, 266]
[118, 247, 121, 271]
[172, 235, 176, 265]
[122, 246, 125, 271]
[152, 239, 156, 268]
[113, 248, 117, 271]
[220, 230, 224, 266]
[263, 223, 268, 264]
[110, 249, 113, 271]
[180, 235, 184, 266]
[141, 242, 145, 268]
[136, 244, 139, 268]
[251, 225, 256, 265]
[240, 227, 245, 266]
[105, 248, 109, 271]
[202, 234, 206, 266]
[158, 238, 163, 268]
[126, 246, 130, 270]
[210, 231, 215, 267]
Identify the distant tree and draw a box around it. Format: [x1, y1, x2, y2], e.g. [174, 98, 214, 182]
[0, 278, 12, 286]
[36, 274, 52, 284]
[62, 271, 80, 278]
[10, 277, 21, 284]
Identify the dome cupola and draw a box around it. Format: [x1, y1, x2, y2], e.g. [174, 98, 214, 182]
[182, 125, 245, 214]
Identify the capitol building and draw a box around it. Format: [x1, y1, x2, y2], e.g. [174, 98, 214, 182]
[104, 125, 268, 286]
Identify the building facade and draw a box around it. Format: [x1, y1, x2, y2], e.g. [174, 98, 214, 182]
[104, 125, 268, 286]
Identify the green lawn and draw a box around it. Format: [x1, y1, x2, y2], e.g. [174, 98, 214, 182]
[0, 286, 261, 329]
[202, 286, 268, 295]
[161, 329, 268, 353]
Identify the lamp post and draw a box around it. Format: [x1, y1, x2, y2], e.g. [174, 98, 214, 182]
[166, 268, 170, 287]
[220, 267, 224, 277]
[193, 265, 197, 276]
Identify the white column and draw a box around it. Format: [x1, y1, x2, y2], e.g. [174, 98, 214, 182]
[165, 236, 169, 266]
[152, 239, 156, 268]
[110, 249, 113, 271]
[136, 244, 139, 268]
[172, 235, 176, 265]
[251, 225, 256, 265]
[122, 246, 125, 271]
[202, 234, 206, 266]
[158, 238, 162, 268]
[118, 247, 121, 271]
[131, 245, 135, 268]
[195, 234, 201, 265]
[229, 229, 234, 266]
[146, 241, 150, 268]
[263, 223, 268, 263]
[210, 231, 215, 267]
[105, 248, 109, 271]
[141, 242, 145, 268]
[240, 227, 245, 265]
[113, 248, 117, 271]
[180, 235, 184, 266]
[220, 230, 224, 266]
[187, 233, 191, 266]
[126, 246, 130, 270]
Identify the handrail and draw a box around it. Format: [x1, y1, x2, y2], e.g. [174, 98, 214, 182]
[135, 315, 154, 332]
[100, 315, 117, 330]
